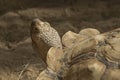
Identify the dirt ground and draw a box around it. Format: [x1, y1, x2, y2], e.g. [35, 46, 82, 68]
[0, 0, 120, 80]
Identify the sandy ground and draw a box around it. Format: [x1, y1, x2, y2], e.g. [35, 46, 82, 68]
[0, 0, 120, 80]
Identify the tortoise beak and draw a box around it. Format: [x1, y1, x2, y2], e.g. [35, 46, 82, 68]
[31, 18, 44, 26]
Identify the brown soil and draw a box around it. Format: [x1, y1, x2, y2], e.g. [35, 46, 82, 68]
[0, 0, 120, 80]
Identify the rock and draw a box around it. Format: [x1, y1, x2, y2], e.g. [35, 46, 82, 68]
[37, 47, 67, 80]
[36, 70, 55, 80]
[65, 59, 106, 80]
[62, 31, 79, 48]
[47, 47, 64, 73]
[37, 28, 120, 80]
[102, 69, 120, 80]
[79, 28, 100, 37]
[87, 59, 106, 80]
[97, 28, 120, 63]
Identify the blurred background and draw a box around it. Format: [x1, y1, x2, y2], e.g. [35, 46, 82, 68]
[0, 0, 120, 80]
[0, 0, 120, 43]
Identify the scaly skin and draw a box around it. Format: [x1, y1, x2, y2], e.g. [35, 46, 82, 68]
[30, 18, 62, 63]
